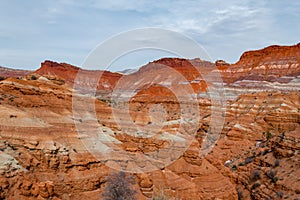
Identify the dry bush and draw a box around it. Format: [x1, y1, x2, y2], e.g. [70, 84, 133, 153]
[102, 171, 137, 200]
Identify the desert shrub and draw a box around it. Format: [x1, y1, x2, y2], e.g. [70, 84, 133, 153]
[102, 171, 137, 200]
[0, 76, 5, 81]
[274, 159, 280, 167]
[276, 191, 283, 198]
[152, 187, 179, 200]
[152, 194, 179, 200]
[237, 189, 243, 200]
[260, 143, 266, 148]
[266, 170, 277, 179]
[251, 182, 261, 190]
[8, 96, 14, 102]
[265, 131, 272, 140]
[152, 188, 167, 200]
[231, 165, 237, 171]
[272, 176, 279, 183]
[152, 193, 168, 200]
[262, 149, 270, 156]
[244, 156, 254, 165]
[250, 170, 261, 181]
[30, 75, 37, 80]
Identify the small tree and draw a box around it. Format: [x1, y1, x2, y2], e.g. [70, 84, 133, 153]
[102, 171, 137, 200]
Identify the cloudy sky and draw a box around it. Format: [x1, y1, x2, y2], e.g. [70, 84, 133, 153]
[0, 0, 299, 70]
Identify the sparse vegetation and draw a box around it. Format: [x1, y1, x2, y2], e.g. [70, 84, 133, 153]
[266, 170, 277, 181]
[274, 159, 280, 167]
[266, 170, 279, 183]
[250, 170, 261, 181]
[8, 96, 15, 102]
[98, 98, 116, 105]
[153, 188, 166, 200]
[231, 165, 237, 171]
[251, 182, 261, 190]
[262, 149, 270, 156]
[152, 187, 179, 200]
[102, 171, 137, 200]
[244, 156, 255, 165]
[152, 193, 169, 200]
[265, 131, 272, 140]
[272, 176, 279, 183]
[30, 75, 37, 80]
[276, 191, 283, 198]
[237, 189, 243, 200]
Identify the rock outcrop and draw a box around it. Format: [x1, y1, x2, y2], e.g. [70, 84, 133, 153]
[220, 43, 300, 83]
[35, 60, 123, 91]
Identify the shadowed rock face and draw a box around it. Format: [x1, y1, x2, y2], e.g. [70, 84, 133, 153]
[0, 44, 299, 199]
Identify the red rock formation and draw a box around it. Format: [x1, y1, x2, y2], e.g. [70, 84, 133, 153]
[35, 60, 123, 91]
[215, 60, 230, 70]
[0, 44, 299, 199]
[220, 43, 300, 83]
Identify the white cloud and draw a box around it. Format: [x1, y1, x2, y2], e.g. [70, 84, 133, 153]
[150, 1, 270, 36]
[59, 0, 158, 13]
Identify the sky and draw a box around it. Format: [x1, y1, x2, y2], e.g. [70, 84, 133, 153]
[0, 0, 299, 70]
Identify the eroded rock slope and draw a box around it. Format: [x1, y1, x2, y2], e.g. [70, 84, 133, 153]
[0, 44, 299, 200]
